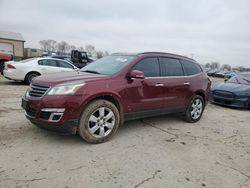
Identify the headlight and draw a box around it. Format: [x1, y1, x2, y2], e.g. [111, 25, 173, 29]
[47, 81, 85, 95]
[236, 92, 250, 96]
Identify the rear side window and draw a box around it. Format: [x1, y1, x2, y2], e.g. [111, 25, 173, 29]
[132, 58, 160, 77]
[38, 59, 57, 67]
[181, 60, 202, 76]
[57, 60, 74, 69]
[159, 57, 183, 76]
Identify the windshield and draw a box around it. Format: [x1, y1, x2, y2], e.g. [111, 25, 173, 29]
[81, 55, 135, 75]
[81, 52, 87, 59]
[227, 74, 250, 85]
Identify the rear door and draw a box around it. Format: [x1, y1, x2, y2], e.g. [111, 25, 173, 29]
[37, 59, 59, 74]
[159, 57, 190, 108]
[125, 57, 165, 112]
[181, 59, 206, 102]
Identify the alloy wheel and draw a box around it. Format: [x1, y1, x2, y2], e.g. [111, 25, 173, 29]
[88, 107, 115, 138]
[190, 98, 203, 120]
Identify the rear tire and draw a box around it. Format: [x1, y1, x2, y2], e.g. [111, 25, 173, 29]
[78, 99, 120, 144]
[24, 72, 40, 85]
[184, 95, 205, 123]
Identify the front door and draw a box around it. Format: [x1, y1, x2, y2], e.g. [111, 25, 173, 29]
[125, 57, 165, 112]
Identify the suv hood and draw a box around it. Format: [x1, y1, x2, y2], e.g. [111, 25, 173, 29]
[213, 82, 250, 93]
[32, 71, 109, 86]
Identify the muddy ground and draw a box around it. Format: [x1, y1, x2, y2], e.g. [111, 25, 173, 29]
[0, 76, 249, 188]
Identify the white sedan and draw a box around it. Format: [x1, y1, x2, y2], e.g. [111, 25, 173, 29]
[3, 57, 78, 84]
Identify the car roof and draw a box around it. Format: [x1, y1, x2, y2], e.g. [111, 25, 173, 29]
[33, 57, 72, 61]
[30, 57, 76, 67]
[111, 52, 196, 62]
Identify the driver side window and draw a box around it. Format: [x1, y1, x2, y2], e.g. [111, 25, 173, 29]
[57, 60, 74, 69]
[132, 58, 160, 77]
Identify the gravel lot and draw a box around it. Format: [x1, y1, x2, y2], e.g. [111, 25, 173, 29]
[0, 76, 250, 188]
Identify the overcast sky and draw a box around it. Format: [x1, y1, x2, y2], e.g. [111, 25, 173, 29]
[1, 0, 250, 67]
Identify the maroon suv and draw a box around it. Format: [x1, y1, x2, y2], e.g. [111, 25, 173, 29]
[22, 52, 211, 143]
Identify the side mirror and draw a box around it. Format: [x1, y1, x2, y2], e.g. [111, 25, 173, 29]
[128, 70, 145, 79]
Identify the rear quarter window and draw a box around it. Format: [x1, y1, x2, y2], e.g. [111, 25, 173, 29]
[181, 60, 202, 76]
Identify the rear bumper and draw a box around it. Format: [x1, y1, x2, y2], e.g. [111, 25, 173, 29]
[3, 69, 24, 81]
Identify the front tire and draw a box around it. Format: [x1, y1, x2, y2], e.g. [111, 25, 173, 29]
[184, 95, 205, 123]
[78, 99, 120, 144]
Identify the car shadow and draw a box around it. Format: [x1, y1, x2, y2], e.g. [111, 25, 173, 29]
[27, 114, 183, 145]
[209, 102, 249, 111]
[0, 77, 26, 86]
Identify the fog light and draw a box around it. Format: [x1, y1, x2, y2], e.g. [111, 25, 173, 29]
[41, 108, 65, 122]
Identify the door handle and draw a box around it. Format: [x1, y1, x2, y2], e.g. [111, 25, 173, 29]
[184, 82, 190, 85]
[155, 83, 164, 87]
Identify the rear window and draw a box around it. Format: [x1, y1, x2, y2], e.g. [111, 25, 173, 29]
[38, 59, 57, 67]
[181, 60, 202, 76]
[159, 57, 183, 76]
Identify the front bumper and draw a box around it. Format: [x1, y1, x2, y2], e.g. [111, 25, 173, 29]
[22, 95, 84, 134]
[210, 92, 250, 109]
[27, 115, 78, 134]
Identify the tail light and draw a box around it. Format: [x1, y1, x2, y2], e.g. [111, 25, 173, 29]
[7, 64, 16, 69]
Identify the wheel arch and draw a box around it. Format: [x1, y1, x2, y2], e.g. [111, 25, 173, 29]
[25, 71, 41, 78]
[84, 94, 123, 114]
[195, 90, 206, 102]
[79, 93, 125, 130]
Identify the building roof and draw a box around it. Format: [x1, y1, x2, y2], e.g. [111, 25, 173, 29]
[0, 31, 25, 42]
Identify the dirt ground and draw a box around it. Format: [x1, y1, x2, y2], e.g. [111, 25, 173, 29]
[0, 76, 249, 188]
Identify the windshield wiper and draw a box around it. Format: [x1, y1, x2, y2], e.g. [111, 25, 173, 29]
[82, 70, 100, 74]
[235, 77, 240, 84]
[242, 78, 250, 83]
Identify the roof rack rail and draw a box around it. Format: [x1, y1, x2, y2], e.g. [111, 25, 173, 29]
[138, 52, 195, 61]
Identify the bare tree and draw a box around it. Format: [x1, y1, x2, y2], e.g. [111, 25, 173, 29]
[104, 51, 109, 56]
[85, 44, 96, 57]
[210, 62, 220, 69]
[221, 64, 231, 71]
[205, 63, 211, 69]
[39, 40, 49, 52]
[56, 41, 69, 55]
[78, 46, 85, 51]
[96, 51, 104, 59]
[39, 40, 57, 53]
[39, 40, 108, 58]
[48, 40, 57, 52]
[70, 45, 76, 51]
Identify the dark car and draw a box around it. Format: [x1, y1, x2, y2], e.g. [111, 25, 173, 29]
[207, 69, 219, 77]
[51, 50, 93, 68]
[210, 73, 250, 109]
[21, 52, 211, 143]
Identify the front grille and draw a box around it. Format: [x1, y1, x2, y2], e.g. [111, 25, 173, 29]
[213, 90, 234, 99]
[29, 84, 50, 98]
